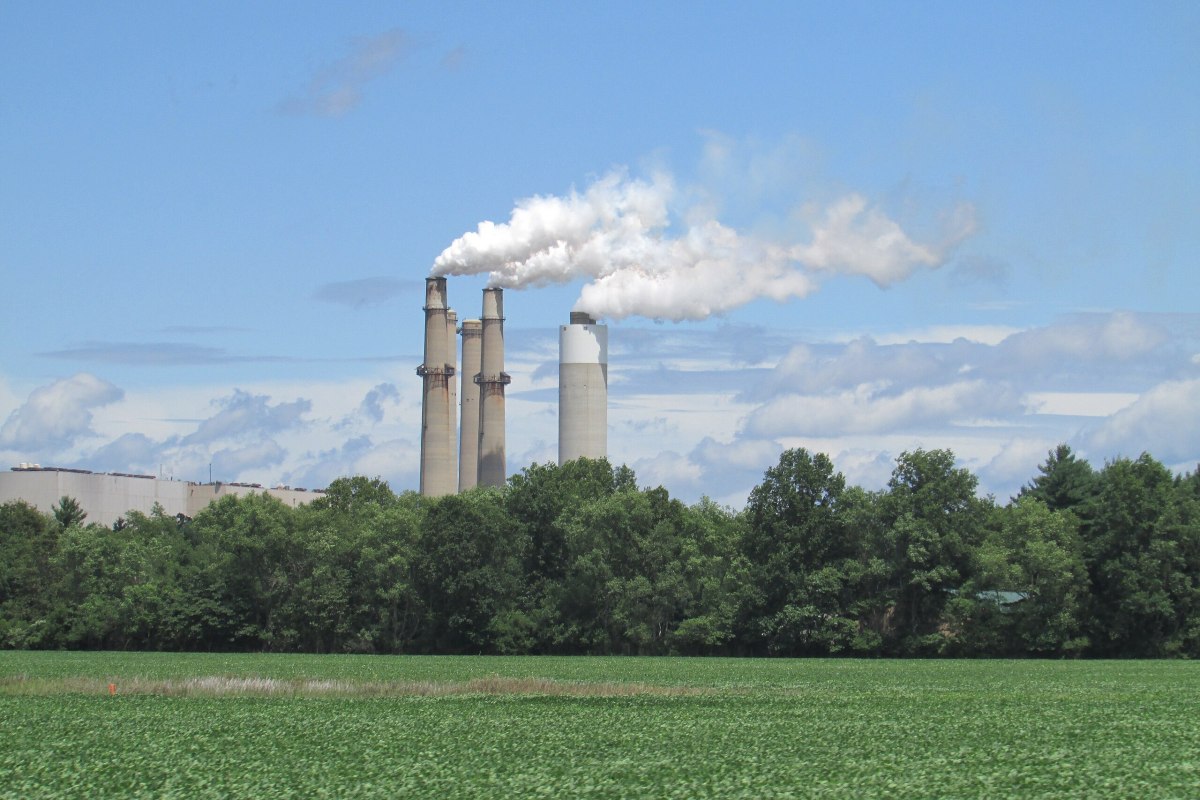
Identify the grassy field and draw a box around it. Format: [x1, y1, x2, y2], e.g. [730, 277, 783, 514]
[1, 653, 1197, 798]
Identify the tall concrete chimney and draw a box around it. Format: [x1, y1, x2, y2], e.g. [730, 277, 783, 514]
[559, 311, 608, 464]
[476, 288, 510, 488]
[446, 308, 458, 487]
[458, 318, 482, 491]
[417, 277, 455, 497]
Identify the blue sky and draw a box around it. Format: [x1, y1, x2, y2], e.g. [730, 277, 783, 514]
[2, 2, 1197, 505]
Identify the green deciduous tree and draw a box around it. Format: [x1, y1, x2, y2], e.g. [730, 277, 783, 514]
[741, 448, 861, 655]
[303, 478, 423, 653]
[669, 497, 747, 655]
[188, 492, 297, 650]
[312, 475, 398, 515]
[417, 489, 531, 653]
[879, 449, 990, 654]
[50, 520, 143, 648]
[948, 497, 1090, 656]
[505, 458, 627, 580]
[1083, 454, 1198, 656]
[504, 458, 640, 651]
[555, 487, 694, 654]
[0, 501, 61, 647]
[0, 442, 1195, 658]
[107, 506, 222, 650]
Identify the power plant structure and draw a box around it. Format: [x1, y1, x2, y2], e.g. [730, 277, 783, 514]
[445, 308, 458, 486]
[558, 312, 608, 465]
[0, 466, 323, 529]
[416, 279, 508, 496]
[418, 280, 608, 496]
[476, 288, 510, 488]
[417, 278, 456, 497]
[457, 318, 482, 492]
[4, 282, 612, 520]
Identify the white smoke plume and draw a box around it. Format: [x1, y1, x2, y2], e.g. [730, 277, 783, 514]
[432, 170, 975, 321]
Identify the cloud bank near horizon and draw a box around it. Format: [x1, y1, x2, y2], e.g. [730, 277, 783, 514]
[2, 312, 1194, 509]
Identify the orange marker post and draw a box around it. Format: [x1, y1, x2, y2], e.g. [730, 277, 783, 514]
[108, 683, 116, 696]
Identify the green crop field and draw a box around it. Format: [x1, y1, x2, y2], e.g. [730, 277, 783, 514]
[2, 653, 1197, 798]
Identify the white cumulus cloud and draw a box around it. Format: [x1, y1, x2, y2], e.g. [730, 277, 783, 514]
[211, 440, 287, 478]
[0, 373, 123, 452]
[745, 380, 1020, 438]
[1000, 312, 1169, 365]
[182, 390, 310, 445]
[1085, 378, 1200, 463]
[632, 450, 704, 490]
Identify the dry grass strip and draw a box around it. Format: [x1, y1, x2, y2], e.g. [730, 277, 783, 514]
[0, 674, 712, 698]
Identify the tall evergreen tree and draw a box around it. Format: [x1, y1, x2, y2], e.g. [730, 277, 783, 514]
[51, 495, 87, 528]
[1021, 444, 1097, 512]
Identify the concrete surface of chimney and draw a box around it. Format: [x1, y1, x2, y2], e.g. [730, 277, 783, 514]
[417, 277, 455, 497]
[445, 309, 459, 488]
[476, 288, 510, 488]
[559, 312, 608, 464]
[458, 318, 482, 492]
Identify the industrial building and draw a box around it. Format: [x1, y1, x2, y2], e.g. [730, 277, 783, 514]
[476, 287, 511, 489]
[0, 465, 323, 528]
[417, 279, 608, 496]
[457, 318, 482, 491]
[417, 280, 509, 496]
[417, 277, 457, 497]
[4, 278, 616, 515]
[558, 311, 608, 465]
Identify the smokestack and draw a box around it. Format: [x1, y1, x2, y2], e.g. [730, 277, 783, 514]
[476, 288, 510, 488]
[458, 318, 482, 491]
[446, 309, 458, 487]
[417, 277, 455, 497]
[559, 312, 608, 464]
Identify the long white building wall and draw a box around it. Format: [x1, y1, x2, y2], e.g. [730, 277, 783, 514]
[0, 468, 323, 528]
[186, 483, 319, 517]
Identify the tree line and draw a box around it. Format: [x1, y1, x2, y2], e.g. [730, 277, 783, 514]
[2, 446, 1197, 657]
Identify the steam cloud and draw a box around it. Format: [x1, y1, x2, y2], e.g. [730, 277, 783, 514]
[432, 171, 975, 321]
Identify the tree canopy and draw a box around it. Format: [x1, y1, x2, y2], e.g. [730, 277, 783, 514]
[2, 449, 1197, 658]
